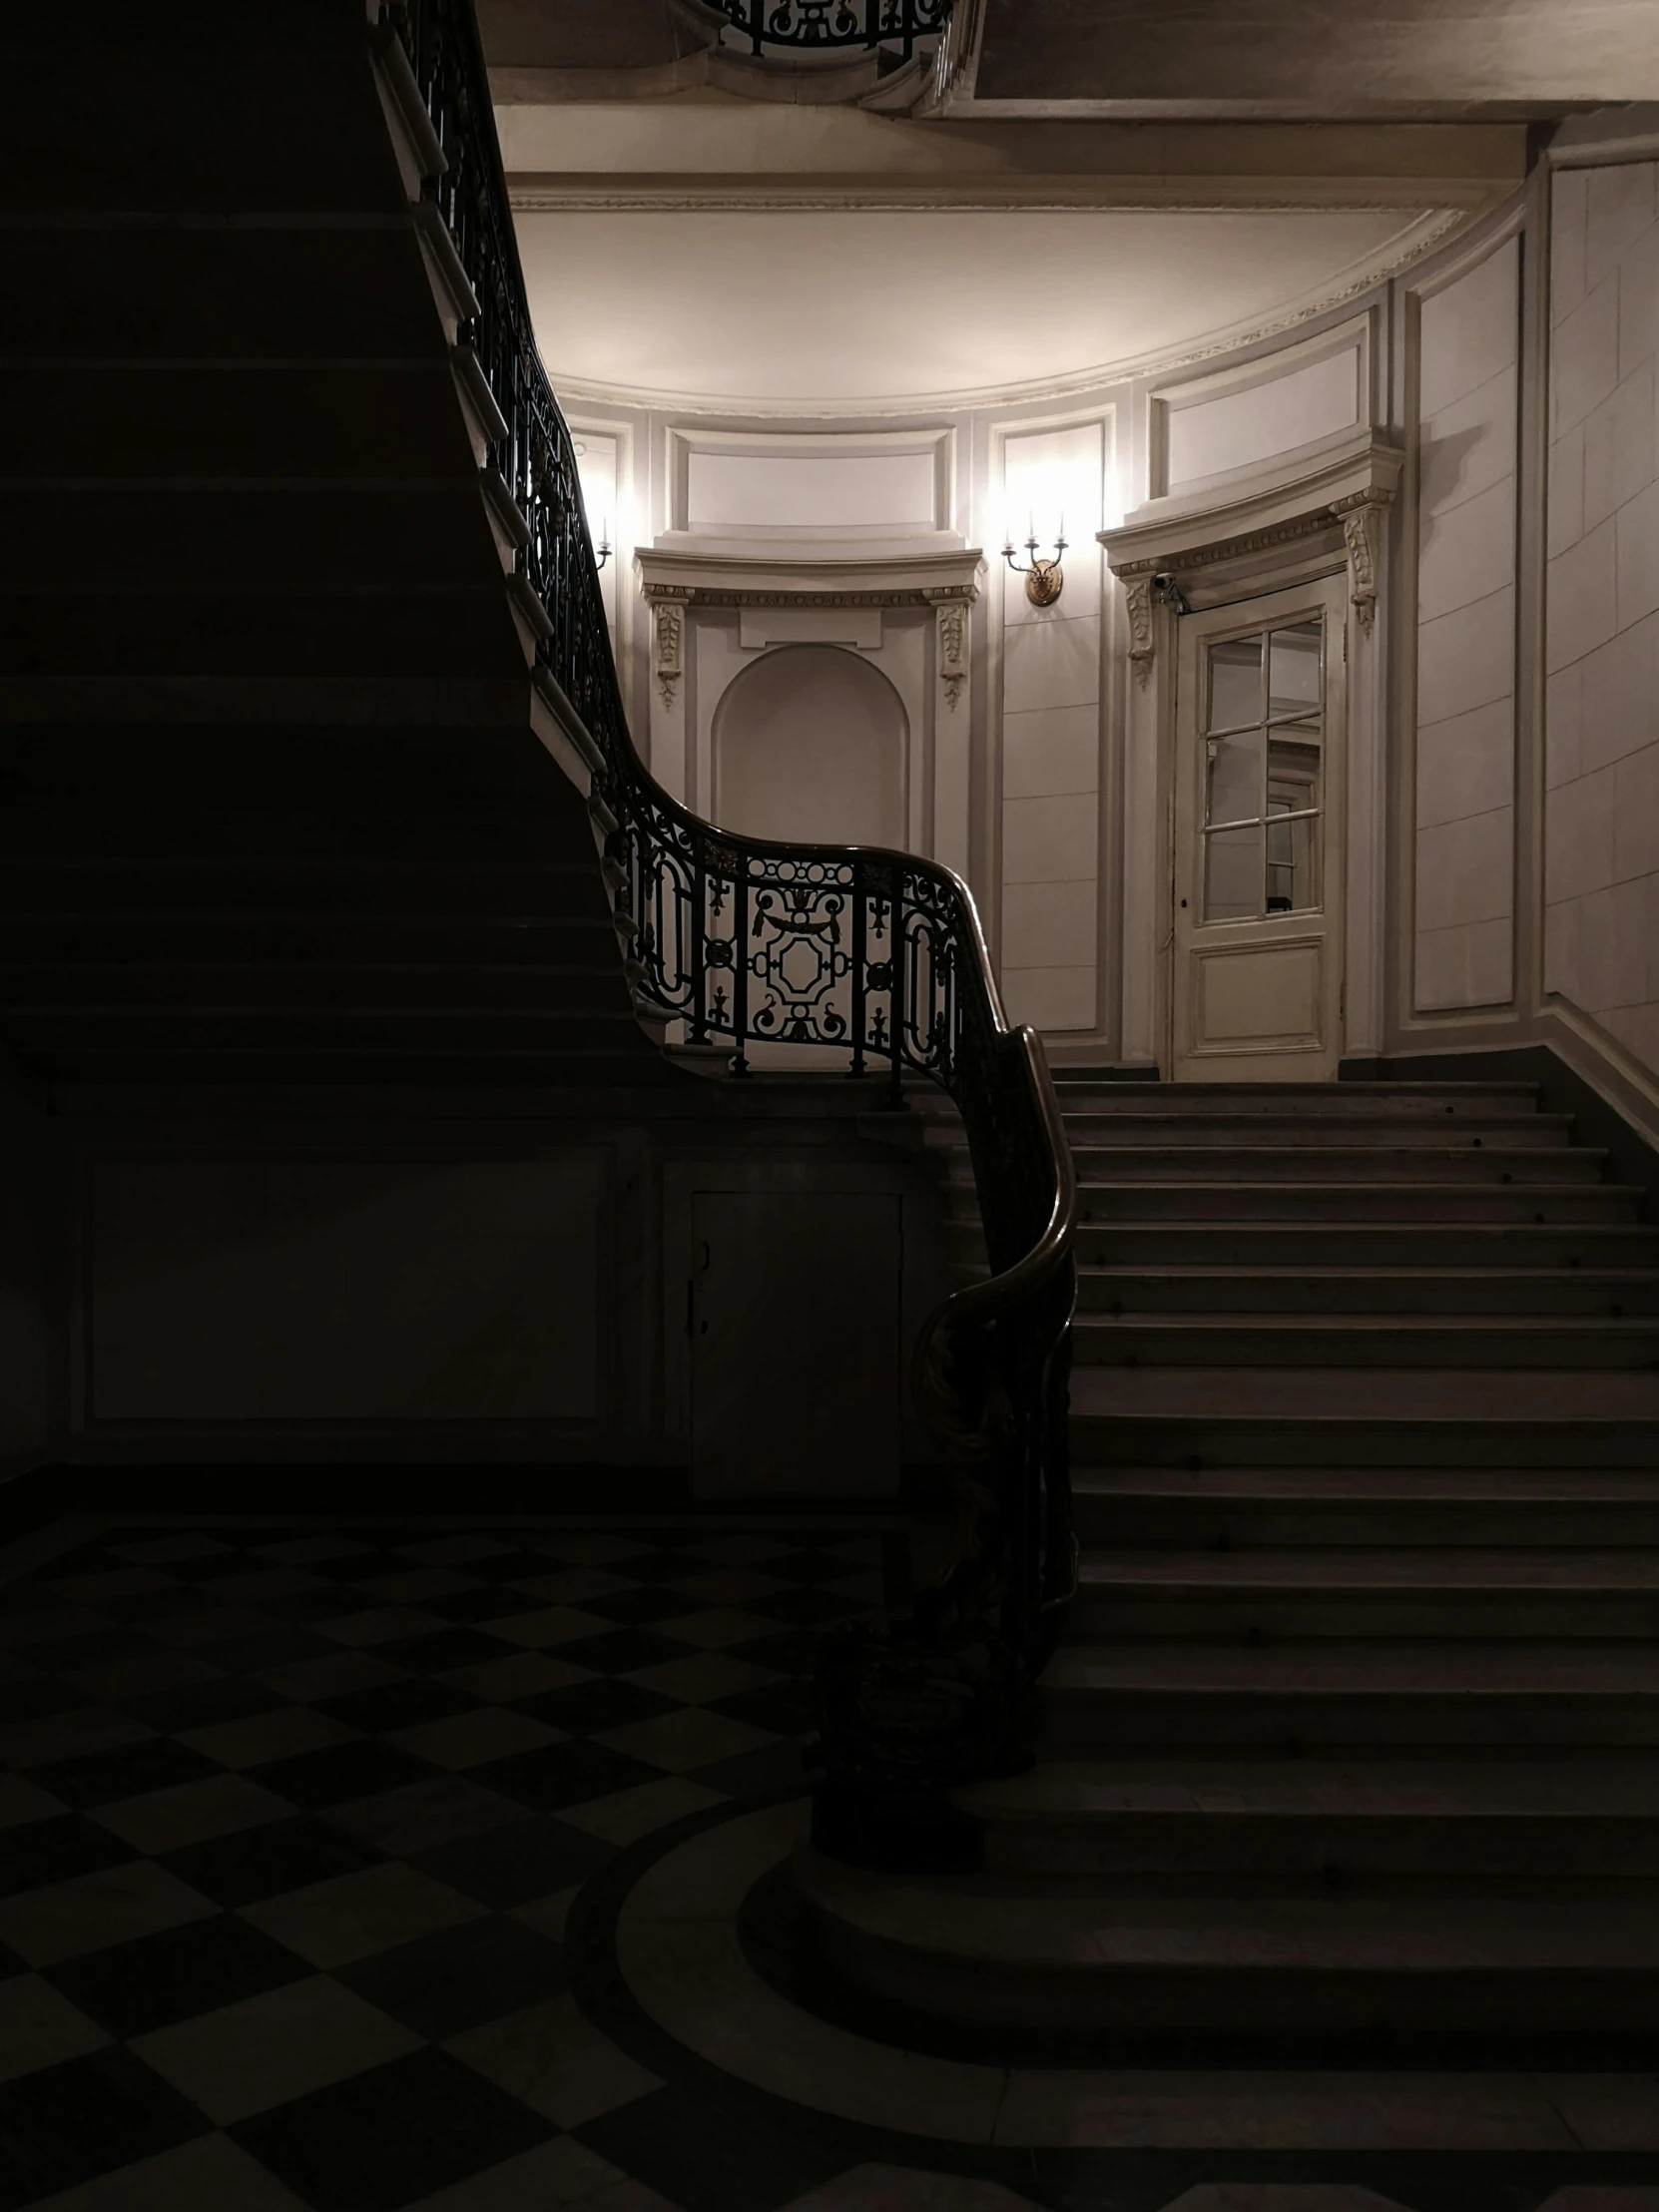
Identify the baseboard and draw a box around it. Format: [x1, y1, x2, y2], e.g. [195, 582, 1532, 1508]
[1045, 1061, 1162, 1081]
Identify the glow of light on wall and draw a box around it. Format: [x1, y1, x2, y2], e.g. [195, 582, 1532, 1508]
[998, 433, 1120, 569]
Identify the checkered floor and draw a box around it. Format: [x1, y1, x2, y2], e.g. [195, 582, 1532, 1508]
[0, 1517, 883, 2210]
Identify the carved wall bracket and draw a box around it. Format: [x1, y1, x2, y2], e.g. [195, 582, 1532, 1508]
[1120, 572, 1156, 688]
[924, 584, 972, 710]
[650, 591, 690, 711]
[1333, 490, 1388, 629]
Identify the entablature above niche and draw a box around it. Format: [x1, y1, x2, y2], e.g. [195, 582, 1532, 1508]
[1099, 430, 1403, 682]
[634, 546, 985, 714]
[634, 546, 986, 610]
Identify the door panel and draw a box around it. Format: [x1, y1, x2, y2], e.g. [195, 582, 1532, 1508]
[1173, 576, 1347, 1081]
[1193, 937, 1324, 1051]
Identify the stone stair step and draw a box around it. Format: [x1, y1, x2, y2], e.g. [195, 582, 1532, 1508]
[1045, 1146, 1611, 1185]
[793, 1845, 1659, 2031]
[1053, 1110, 1575, 1148]
[1049, 1080, 1541, 1116]
[959, 1757, 1659, 1879]
[1067, 1183, 1641, 1223]
[1070, 1546, 1659, 1638]
[1062, 1222, 1659, 1268]
[1071, 1314, 1659, 1370]
[1043, 1641, 1659, 1747]
[1075, 1266, 1659, 1317]
[1071, 1364, 1659, 1425]
[1071, 1463, 1659, 1546]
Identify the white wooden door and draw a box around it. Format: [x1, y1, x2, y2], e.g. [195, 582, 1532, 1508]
[1172, 575, 1347, 1081]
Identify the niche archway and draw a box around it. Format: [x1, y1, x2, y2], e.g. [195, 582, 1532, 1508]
[711, 644, 908, 849]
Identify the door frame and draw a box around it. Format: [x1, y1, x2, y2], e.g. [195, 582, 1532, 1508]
[1168, 570, 1351, 1081]
[1101, 428, 1402, 1081]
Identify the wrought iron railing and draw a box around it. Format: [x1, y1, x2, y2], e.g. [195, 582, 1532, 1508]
[708, 0, 953, 59]
[379, 0, 1075, 1860]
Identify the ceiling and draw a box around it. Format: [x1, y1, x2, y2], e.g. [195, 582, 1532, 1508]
[973, 0, 1659, 114]
[514, 203, 1452, 413]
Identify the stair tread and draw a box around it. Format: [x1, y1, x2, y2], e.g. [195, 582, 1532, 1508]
[1071, 1367, 1659, 1419]
[1047, 1643, 1659, 1692]
[1067, 1179, 1634, 1194]
[1079, 1267, 1659, 1282]
[1075, 1315, 1659, 1333]
[796, 1848, 1659, 1970]
[959, 1758, 1659, 1820]
[1077, 1548, 1659, 1589]
[1072, 1465, 1659, 1498]
[1051, 1081, 1541, 1096]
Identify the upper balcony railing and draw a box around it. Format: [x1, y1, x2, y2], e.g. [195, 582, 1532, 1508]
[708, 0, 955, 59]
[378, 0, 1073, 1866]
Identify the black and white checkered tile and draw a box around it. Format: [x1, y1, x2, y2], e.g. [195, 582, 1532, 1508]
[0, 1518, 880, 2209]
[1, 1521, 1651, 2212]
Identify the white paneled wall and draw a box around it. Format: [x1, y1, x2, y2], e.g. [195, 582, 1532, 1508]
[1414, 240, 1519, 1012]
[573, 431, 619, 632]
[1546, 160, 1659, 1077]
[1163, 343, 1362, 493]
[998, 420, 1105, 1033]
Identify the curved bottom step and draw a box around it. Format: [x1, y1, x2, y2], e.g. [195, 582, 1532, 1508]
[792, 1841, 1659, 2034]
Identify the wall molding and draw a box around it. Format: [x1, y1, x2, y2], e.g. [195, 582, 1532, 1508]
[1148, 310, 1378, 501]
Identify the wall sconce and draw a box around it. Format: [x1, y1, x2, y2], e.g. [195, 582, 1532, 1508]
[1002, 520, 1067, 607]
[592, 518, 612, 572]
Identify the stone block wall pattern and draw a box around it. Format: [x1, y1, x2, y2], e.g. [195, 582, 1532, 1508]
[1546, 159, 1659, 1080]
[1414, 238, 1520, 1013]
[998, 419, 1106, 1034]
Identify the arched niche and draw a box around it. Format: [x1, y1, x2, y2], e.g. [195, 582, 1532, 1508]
[711, 644, 907, 848]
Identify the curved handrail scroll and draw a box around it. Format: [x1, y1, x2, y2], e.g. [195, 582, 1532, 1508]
[381, 0, 1076, 1841]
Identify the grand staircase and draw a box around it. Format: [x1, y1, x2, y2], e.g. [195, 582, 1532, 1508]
[798, 1075, 1659, 2041]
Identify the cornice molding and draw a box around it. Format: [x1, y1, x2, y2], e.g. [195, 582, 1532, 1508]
[506, 180, 1493, 215]
[635, 546, 984, 605]
[534, 208, 1469, 419]
[1102, 431, 1403, 678]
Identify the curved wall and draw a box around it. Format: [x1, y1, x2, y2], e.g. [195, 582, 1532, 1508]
[549, 159, 1659, 1129]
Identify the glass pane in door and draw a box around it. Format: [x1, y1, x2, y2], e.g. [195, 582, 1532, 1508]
[1206, 731, 1261, 827]
[1269, 622, 1322, 718]
[1204, 823, 1262, 920]
[1207, 637, 1263, 731]
[1266, 808, 1319, 912]
[1267, 729, 1321, 815]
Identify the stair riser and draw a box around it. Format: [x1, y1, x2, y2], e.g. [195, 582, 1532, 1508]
[811, 1929, 1659, 2035]
[1075, 1274, 1659, 1317]
[1065, 1227, 1659, 1268]
[1071, 1417, 1659, 1467]
[1051, 1086, 1540, 1117]
[1069, 1592, 1659, 1639]
[1043, 1694, 1659, 1749]
[1070, 1188, 1638, 1222]
[1054, 1152, 1606, 1186]
[1075, 1503, 1659, 1547]
[1073, 1325, 1659, 1370]
[1057, 1116, 1574, 1149]
[981, 1816, 1659, 1881]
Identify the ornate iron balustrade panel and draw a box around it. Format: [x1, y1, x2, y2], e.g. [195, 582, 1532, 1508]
[382, 0, 1075, 1862]
[708, 0, 954, 57]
